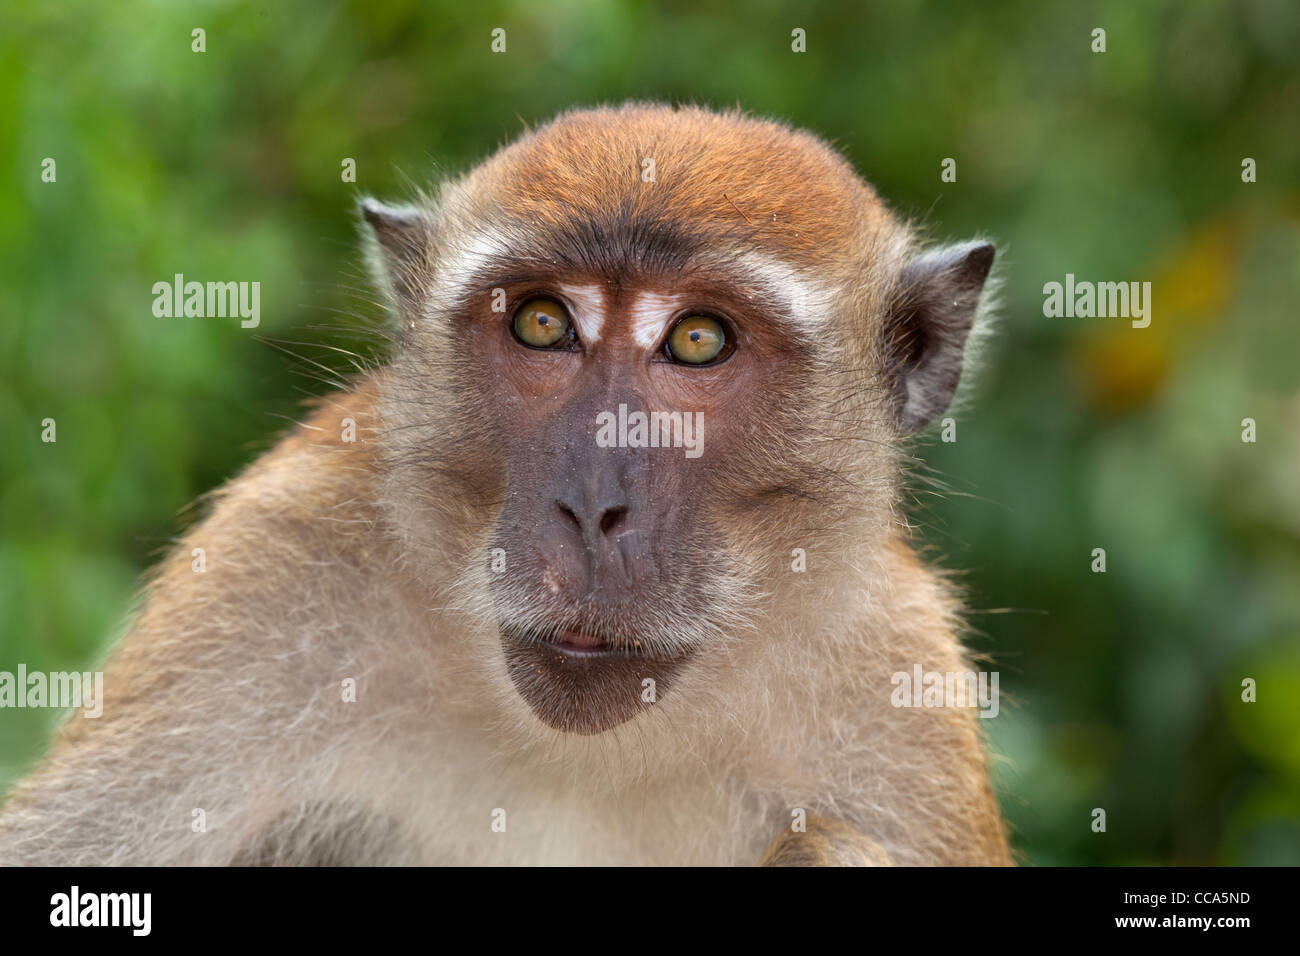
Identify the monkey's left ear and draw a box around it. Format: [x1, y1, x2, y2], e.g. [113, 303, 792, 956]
[885, 241, 995, 434]
[361, 198, 433, 319]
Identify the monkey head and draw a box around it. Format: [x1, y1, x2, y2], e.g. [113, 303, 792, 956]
[363, 104, 995, 737]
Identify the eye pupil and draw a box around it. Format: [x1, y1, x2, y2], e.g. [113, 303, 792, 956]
[689, 331, 701, 342]
[512, 298, 571, 349]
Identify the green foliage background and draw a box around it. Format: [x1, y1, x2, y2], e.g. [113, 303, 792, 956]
[2, 0, 1298, 865]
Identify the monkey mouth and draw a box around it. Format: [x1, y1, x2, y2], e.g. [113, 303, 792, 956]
[500, 622, 664, 658]
[498, 622, 693, 734]
[545, 629, 617, 656]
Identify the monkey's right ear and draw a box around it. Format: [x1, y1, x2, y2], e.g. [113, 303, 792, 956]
[361, 198, 432, 318]
[884, 241, 995, 434]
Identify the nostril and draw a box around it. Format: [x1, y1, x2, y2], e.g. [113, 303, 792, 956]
[599, 506, 628, 537]
[556, 501, 582, 530]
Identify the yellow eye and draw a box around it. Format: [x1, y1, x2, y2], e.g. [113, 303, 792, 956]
[512, 298, 572, 348]
[666, 315, 727, 365]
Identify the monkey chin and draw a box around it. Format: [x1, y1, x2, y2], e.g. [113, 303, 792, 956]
[499, 625, 692, 735]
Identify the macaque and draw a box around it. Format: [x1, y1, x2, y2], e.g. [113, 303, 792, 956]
[0, 103, 1010, 865]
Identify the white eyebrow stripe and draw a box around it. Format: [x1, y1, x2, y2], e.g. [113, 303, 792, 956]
[558, 283, 606, 343]
[428, 226, 511, 313]
[430, 228, 832, 341]
[627, 292, 684, 349]
[730, 252, 835, 330]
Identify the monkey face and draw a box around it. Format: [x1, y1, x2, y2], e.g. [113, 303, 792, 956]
[461, 269, 824, 735]
[369, 105, 994, 737]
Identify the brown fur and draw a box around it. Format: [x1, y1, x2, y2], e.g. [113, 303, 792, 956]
[468, 104, 889, 267]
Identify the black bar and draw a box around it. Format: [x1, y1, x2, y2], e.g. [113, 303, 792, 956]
[0, 865, 1280, 941]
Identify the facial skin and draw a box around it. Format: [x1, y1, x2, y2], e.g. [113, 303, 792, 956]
[461, 269, 821, 734]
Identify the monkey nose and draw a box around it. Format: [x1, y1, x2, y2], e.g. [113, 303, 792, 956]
[556, 498, 630, 544]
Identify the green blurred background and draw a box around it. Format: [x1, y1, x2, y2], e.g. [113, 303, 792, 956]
[2, 0, 1298, 865]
